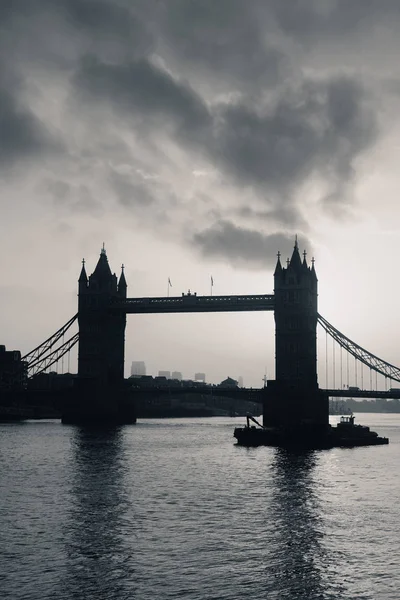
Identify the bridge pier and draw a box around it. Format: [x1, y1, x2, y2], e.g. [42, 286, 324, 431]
[263, 381, 329, 430]
[61, 381, 136, 425]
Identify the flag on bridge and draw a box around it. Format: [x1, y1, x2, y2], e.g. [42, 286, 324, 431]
[211, 275, 213, 287]
[168, 277, 172, 287]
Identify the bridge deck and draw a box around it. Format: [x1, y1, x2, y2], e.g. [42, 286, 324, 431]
[114, 294, 275, 314]
[133, 385, 400, 402]
[324, 389, 400, 399]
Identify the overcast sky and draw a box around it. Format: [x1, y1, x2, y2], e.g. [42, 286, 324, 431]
[2, 0, 400, 386]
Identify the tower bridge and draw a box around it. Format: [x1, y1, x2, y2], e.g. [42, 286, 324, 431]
[20, 240, 400, 425]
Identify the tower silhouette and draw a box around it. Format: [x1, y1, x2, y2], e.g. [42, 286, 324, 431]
[264, 239, 328, 428]
[274, 238, 318, 388]
[77, 247, 126, 386]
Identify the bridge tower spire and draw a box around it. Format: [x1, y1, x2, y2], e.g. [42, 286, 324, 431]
[78, 259, 88, 293]
[118, 264, 127, 298]
[264, 237, 328, 429]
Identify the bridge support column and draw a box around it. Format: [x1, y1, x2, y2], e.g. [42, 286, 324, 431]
[263, 381, 329, 430]
[61, 381, 136, 425]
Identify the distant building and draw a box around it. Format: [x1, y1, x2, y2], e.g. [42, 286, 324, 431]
[218, 377, 238, 388]
[158, 370, 171, 379]
[194, 372, 206, 382]
[28, 372, 76, 390]
[237, 376, 244, 388]
[171, 371, 182, 381]
[129, 375, 154, 387]
[131, 361, 146, 377]
[0, 345, 28, 390]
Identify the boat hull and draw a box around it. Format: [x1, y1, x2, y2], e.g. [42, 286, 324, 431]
[233, 425, 389, 449]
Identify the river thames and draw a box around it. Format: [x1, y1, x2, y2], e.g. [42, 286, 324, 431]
[1, 413, 399, 600]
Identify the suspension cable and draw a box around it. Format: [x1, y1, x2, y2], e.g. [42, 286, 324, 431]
[22, 314, 78, 363]
[318, 313, 400, 383]
[28, 333, 79, 377]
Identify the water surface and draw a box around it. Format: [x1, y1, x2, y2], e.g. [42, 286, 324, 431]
[1, 414, 399, 599]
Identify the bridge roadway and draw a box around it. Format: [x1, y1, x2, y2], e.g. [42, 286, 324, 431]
[113, 294, 275, 314]
[131, 385, 265, 402]
[324, 388, 400, 399]
[133, 385, 400, 402]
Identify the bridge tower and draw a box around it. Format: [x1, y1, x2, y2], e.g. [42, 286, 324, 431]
[264, 238, 328, 429]
[63, 247, 134, 424]
[77, 247, 126, 385]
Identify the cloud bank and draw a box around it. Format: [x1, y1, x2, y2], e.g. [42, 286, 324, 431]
[1, 0, 394, 267]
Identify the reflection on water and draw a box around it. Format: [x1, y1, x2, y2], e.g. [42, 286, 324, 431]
[1, 417, 398, 600]
[265, 449, 344, 600]
[62, 427, 136, 599]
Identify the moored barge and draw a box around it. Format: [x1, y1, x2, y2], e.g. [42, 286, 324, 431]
[234, 414, 389, 449]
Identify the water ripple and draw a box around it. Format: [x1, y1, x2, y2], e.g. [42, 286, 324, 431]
[0, 415, 399, 600]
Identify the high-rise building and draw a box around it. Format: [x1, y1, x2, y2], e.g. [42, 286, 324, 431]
[131, 361, 146, 377]
[158, 370, 171, 379]
[194, 372, 206, 382]
[171, 371, 182, 381]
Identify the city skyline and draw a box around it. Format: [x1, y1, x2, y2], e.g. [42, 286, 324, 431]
[131, 361, 243, 386]
[2, 3, 400, 386]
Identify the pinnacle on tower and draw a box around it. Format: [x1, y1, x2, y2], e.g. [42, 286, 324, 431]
[302, 249, 308, 270]
[288, 235, 302, 271]
[78, 258, 88, 283]
[118, 264, 127, 297]
[311, 256, 318, 281]
[92, 245, 112, 280]
[274, 251, 283, 275]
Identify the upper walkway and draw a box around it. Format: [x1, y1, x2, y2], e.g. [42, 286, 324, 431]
[114, 294, 275, 314]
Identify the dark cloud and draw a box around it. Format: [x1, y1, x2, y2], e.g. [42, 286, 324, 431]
[73, 51, 376, 192]
[109, 170, 157, 208]
[108, 169, 177, 231]
[237, 205, 307, 229]
[212, 76, 376, 197]
[0, 88, 61, 168]
[0, 0, 150, 48]
[42, 178, 103, 215]
[192, 220, 312, 269]
[0, 0, 392, 265]
[57, 0, 142, 38]
[74, 56, 211, 142]
[151, 0, 288, 89]
[74, 54, 377, 229]
[271, 0, 400, 41]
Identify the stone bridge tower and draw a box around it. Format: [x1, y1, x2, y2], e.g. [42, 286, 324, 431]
[62, 247, 135, 424]
[264, 238, 328, 429]
[77, 247, 127, 387]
